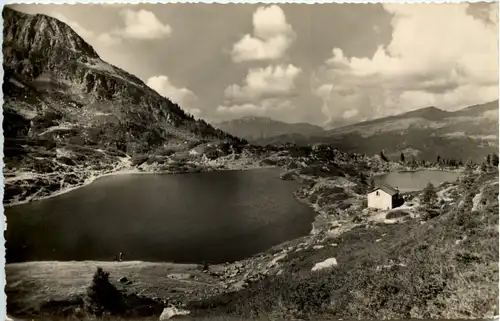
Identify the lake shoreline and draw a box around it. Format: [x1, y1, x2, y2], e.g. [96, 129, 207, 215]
[395, 168, 463, 174]
[6, 149, 476, 319]
[5, 161, 466, 266]
[5, 158, 326, 313]
[4, 158, 274, 208]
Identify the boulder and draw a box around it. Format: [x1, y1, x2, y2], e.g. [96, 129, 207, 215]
[311, 258, 338, 272]
[280, 170, 297, 180]
[159, 307, 190, 320]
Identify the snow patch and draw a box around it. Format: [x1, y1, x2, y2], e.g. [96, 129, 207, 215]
[8, 78, 25, 88]
[83, 58, 144, 89]
[38, 124, 75, 136]
[444, 131, 498, 141]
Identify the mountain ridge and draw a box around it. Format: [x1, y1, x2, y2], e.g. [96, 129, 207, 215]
[253, 100, 499, 161]
[215, 116, 325, 142]
[2, 7, 248, 205]
[3, 7, 242, 155]
[327, 101, 499, 134]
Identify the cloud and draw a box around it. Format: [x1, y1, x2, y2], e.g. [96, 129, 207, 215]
[231, 5, 296, 63]
[313, 3, 499, 123]
[216, 98, 295, 120]
[147, 75, 200, 116]
[115, 9, 172, 40]
[187, 108, 202, 117]
[224, 64, 302, 102]
[96, 32, 123, 46]
[342, 109, 359, 119]
[52, 13, 95, 41]
[53, 13, 122, 47]
[53, 9, 170, 48]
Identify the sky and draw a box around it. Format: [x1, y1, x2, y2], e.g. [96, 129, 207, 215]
[9, 3, 499, 127]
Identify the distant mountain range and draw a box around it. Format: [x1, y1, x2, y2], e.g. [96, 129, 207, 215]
[214, 116, 325, 142]
[3, 7, 241, 165]
[3, 6, 497, 169]
[224, 101, 499, 162]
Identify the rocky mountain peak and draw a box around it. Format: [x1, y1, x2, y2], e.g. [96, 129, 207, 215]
[3, 7, 241, 157]
[3, 8, 100, 70]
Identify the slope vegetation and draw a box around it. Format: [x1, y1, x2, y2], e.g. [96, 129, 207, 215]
[188, 170, 499, 320]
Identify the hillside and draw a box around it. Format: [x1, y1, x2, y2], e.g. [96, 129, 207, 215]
[6, 143, 498, 319]
[327, 101, 498, 137]
[188, 170, 499, 320]
[215, 116, 325, 143]
[255, 101, 499, 161]
[2, 7, 245, 205]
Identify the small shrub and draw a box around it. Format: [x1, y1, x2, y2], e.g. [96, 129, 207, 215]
[33, 158, 55, 173]
[131, 155, 149, 166]
[156, 147, 175, 157]
[421, 182, 437, 208]
[386, 210, 409, 219]
[352, 215, 363, 223]
[85, 267, 126, 317]
[31, 109, 63, 129]
[421, 208, 440, 221]
[261, 159, 278, 166]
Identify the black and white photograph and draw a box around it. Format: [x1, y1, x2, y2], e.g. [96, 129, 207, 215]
[2, 2, 499, 320]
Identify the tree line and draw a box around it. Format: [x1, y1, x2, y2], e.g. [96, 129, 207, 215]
[378, 150, 499, 170]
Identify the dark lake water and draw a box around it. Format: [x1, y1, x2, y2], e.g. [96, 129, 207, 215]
[5, 168, 316, 264]
[376, 170, 461, 193]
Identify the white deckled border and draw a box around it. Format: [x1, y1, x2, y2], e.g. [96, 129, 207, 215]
[0, 0, 498, 320]
[3, 0, 498, 3]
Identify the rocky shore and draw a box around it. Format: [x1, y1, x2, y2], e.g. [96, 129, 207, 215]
[3, 142, 268, 207]
[6, 143, 479, 320]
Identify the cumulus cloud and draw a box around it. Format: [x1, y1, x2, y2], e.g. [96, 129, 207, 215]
[231, 5, 296, 62]
[224, 64, 302, 102]
[115, 9, 172, 40]
[54, 13, 123, 47]
[53, 9, 170, 47]
[147, 75, 200, 116]
[216, 98, 295, 120]
[313, 3, 499, 123]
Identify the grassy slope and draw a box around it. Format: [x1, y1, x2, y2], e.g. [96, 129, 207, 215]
[188, 171, 499, 320]
[6, 147, 498, 320]
[6, 261, 226, 318]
